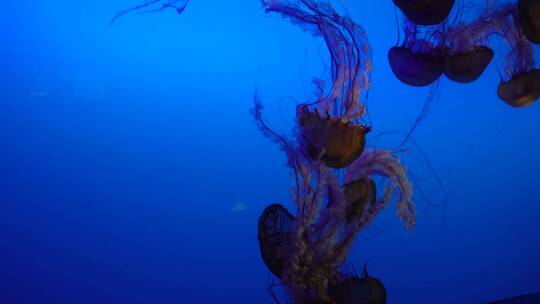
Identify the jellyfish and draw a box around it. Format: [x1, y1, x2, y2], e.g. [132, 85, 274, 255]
[329, 266, 387, 304]
[392, 0, 456, 25]
[443, 47, 494, 83]
[498, 69, 540, 107]
[518, 0, 540, 44]
[489, 4, 540, 107]
[297, 105, 370, 169]
[441, 5, 504, 84]
[269, 0, 374, 170]
[388, 19, 446, 87]
[342, 178, 376, 224]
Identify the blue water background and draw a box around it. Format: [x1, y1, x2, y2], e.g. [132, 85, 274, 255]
[1, 0, 539, 303]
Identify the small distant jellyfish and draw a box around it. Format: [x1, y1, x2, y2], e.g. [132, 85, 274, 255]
[392, 0, 456, 25]
[388, 19, 445, 87]
[518, 0, 540, 44]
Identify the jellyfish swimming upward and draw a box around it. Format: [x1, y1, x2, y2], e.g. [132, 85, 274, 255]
[253, 1, 415, 303]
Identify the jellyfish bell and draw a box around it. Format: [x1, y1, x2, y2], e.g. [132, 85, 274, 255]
[518, 0, 540, 44]
[497, 69, 540, 108]
[297, 105, 370, 169]
[443, 46, 494, 83]
[343, 178, 376, 224]
[388, 45, 444, 87]
[257, 203, 295, 278]
[330, 269, 387, 304]
[393, 0, 456, 25]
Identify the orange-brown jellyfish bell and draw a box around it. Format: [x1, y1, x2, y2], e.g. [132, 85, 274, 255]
[297, 105, 370, 169]
[343, 178, 376, 224]
[393, 0, 456, 25]
[388, 46, 444, 87]
[518, 0, 540, 44]
[497, 69, 540, 108]
[257, 204, 295, 278]
[444, 47, 494, 83]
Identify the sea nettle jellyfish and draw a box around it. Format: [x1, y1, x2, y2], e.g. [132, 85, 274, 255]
[297, 105, 370, 169]
[491, 4, 540, 107]
[253, 1, 416, 303]
[329, 266, 387, 304]
[258, 203, 295, 279]
[388, 19, 445, 87]
[265, 0, 375, 169]
[393, 0, 456, 25]
[441, 4, 504, 84]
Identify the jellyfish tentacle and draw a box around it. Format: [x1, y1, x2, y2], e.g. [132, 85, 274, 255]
[110, 0, 190, 24]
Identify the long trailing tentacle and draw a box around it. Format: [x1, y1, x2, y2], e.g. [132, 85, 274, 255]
[110, 0, 190, 24]
[261, 0, 372, 122]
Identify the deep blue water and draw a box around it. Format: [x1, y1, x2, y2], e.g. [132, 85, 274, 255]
[1, 1, 539, 303]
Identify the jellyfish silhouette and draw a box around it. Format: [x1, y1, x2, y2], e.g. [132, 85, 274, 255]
[254, 1, 415, 303]
[444, 47, 494, 83]
[388, 19, 445, 87]
[441, 5, 502, 84]
[518, 0, 540, 44]
[258, 204, 295, 278]
[329, 266, 387, 304]
[489, 4, 540, 107]
[392, 0, 456, 26]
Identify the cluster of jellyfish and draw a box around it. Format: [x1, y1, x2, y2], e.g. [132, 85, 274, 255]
[253, 1, 416, 303]
[254, 0, 539, 303]
[109, 0, 540, 302]
[389, 0, 540, 108]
